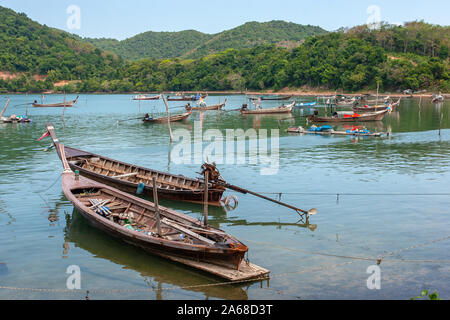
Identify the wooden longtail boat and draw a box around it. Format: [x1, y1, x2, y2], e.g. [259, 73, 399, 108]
[308, 108, 390, 123]
[143, 112, 191, 123]
[241, 101, 295, 115]
[287, 126, 388, 137]
[42, 124, 226, 205]
[32, 96, 79, 108]
[166, 94, 207, 102]
[352, 98, 401, 113]
[53, 143, 249, 273]
[132, 94, 161, 101]
[250, 95, 292, 101]
[186, 99, 227, 111]
[0, 99, 32, 123]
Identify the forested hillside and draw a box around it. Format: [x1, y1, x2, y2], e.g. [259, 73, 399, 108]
[0, 6, 122, 92]
[85, 21, 328, 60]
[0, 5, 448, 94]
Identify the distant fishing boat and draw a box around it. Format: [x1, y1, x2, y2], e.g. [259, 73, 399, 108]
[132, 94, 161, 101]
[249, 95, 292, 101]
[308, 108, 390, 122]
[32, 96, 79, 108]
[432, 93, 444, 103]
[143, 112, 191, 123]
[296, 101, 317, 107]
[186, 99, 227, 111]
[167, 94, 207, 102]
[287, 125, 388, 137]
[241, 101, 295, 115]
[0, 99, 31, 123]
[352, 98, 401, 113]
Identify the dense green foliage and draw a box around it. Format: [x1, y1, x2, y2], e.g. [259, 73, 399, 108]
[85, 30, 211, 60]
[0, 6, 122, 92]
[0, 5, 448, 94]
[85, 21, 328, 60]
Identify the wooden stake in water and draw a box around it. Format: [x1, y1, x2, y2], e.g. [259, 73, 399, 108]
[203, 170, 209, 227]
[162, 95, 174, 143]
[152, 177, 162, 237]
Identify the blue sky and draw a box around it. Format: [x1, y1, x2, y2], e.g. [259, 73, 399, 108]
[1, 0, 448, 40]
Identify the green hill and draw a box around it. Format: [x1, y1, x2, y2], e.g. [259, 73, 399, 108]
[0, 5, 122, 91]
[85, 20, 328, 60]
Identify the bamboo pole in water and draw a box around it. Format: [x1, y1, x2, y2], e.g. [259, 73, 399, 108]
[152, 177, 162, 236]
[203, 170, 209, 227]
[162, 95, 173, 143]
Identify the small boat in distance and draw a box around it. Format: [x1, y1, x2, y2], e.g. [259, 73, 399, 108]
[432, 93, 444, 103]
[308, 108, 390, 123]
[185, 99, 227, 111]
[352, 98, 401, 113]
[132, 94, 161, 101]
[166, 94, 208, 102]
[296, 101, 317, 107]
[241, 101, 295, 115]
[0, 99, 31, 123]
[143, 112, 191, 123]
[32, 96, 79, 108]
[287, 125, 388, 137]
[249, 95, 293, 101]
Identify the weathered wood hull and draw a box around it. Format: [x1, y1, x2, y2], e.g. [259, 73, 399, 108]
[62, 172, 247, 271]
[64, 146, 225, 205]
[143, 112, 191, 123]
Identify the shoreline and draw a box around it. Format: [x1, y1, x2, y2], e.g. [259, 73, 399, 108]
[2, 90, 448, 98]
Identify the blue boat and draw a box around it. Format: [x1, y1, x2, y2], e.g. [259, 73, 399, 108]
[296, 101, 317, 107]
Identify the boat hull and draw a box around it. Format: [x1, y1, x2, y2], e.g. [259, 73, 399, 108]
[63, 174, 246, 271]
[63, 146, 225, 206]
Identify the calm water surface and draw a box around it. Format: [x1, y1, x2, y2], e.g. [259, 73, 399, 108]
[0, 94, 449, 300]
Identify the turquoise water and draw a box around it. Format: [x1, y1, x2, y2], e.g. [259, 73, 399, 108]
[0, 94, 449, 300]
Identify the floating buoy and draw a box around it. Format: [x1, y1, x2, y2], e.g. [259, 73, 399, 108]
[222, 195, 238, 211]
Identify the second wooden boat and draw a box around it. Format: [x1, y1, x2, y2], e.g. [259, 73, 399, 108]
[241, 101, 295, 115]
[143, 112, 191, 123]
[40, 124, 226, 205]
[32, 96, 79, 108]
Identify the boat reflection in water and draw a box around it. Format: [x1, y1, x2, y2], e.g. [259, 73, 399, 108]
[64, 209, 258, 300]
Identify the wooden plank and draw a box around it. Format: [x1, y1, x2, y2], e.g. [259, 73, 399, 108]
[161, 218, 216, 246]
[157, 254, 270, 281]
[112, 172, 138, 179]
